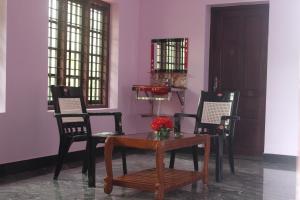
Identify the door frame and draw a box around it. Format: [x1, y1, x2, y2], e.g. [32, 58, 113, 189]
[205, 2, 269, 155]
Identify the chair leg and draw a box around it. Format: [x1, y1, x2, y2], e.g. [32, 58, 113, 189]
[82, 141, 89, 174]
[192, 145, 199, 171]
[227, 136, 235, 174]
[169, 150, 176, 169]
[215, 134, 224, 182]
[54, 138, 72, 180]
[121, 148, 127, 175]
[88, 139, 97, 187]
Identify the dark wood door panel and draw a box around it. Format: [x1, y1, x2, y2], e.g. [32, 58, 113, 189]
[238, 96, 264, 119]
[243, 12, 268, 93]
[209, 4, 269, 156]
[234, 119, 265, 156]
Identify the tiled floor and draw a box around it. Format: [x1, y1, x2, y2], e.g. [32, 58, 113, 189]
[0, 153, 296, 200]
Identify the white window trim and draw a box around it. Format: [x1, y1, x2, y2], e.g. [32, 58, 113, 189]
[0, 0, 7, 113]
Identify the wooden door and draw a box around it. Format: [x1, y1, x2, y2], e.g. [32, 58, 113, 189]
[209, 4, 269, 156]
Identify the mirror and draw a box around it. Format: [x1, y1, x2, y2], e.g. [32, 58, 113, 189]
[150, 38, 188, 88]
[151, 38, 188, 73]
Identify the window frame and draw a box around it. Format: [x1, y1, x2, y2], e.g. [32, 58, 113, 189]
[48, 0, 110, 109]
[151, 38, 188, 73]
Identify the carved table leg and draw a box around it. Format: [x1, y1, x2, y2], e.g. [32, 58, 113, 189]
[104, 137, 114, 194]
[155, 183, 164, 200]
[155, 143, 165, 200]
[104, 177, 113, 194]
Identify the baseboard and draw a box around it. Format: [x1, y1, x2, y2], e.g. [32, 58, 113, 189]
[0, 147, 104, 177]
[263, 154, 297, 166]
[0, 147, 141, 177]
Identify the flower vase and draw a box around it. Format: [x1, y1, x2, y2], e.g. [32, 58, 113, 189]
[156, 127, 170, 139]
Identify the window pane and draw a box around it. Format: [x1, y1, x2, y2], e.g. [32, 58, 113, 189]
[48, 0, 110, 108]
[66, 1, 82, 87]
[152, 38, 188, 72]
[88, 8, 106, 105]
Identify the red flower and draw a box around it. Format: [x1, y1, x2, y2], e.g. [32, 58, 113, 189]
[151, 117, 173, 131]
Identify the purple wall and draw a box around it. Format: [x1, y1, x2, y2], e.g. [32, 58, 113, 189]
[1, 0, 299, 165]
[137, 0, 300, 156]
[137, 0, 210, 131]
[0, 0, 148, 165]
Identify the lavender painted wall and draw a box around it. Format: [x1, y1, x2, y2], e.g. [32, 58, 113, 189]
[264, 0, 300, 156]
[137, 0, 209, 131]
[0, 0, 144, 165]
[0, 0, 299, 165]
[137, 0, 300, 156]
[106, 0, 150, 133]
[0, 0, 50, 164]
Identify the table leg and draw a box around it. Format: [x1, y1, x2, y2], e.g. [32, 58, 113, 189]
[155, 143, 165, 200]
[104, 137, 114, 194]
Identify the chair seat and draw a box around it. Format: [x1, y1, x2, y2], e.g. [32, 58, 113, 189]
[69, 133, 88, 141]
[93, 131, 122, 137]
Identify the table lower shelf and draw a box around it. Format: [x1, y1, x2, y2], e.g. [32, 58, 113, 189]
[112, 168, 204, 192]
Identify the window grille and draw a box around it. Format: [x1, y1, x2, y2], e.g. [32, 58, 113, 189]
[151, 38, 188, 73]
[48, 0, 110, 107]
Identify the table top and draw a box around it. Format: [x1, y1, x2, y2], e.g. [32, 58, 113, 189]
[108, 132, 210, 151]
[119, 132, 194, 139]
[104, 132, 211, 197]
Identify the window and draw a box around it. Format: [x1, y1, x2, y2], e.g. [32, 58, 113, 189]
[151, 38, 188, 73]
[48, 0, 110, 107]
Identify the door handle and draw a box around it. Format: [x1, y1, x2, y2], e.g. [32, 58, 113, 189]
[213, 76, 220, 92]
[213, 76, 217, 92]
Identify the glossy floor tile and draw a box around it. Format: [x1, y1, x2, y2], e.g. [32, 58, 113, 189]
[0, 153, 296, 200]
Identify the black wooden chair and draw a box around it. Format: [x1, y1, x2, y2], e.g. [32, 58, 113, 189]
[169, 90, 240, 182]
[51, 85, 127, 187]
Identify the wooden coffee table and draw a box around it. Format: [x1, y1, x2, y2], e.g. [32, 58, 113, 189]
[104, 132, 210, 200]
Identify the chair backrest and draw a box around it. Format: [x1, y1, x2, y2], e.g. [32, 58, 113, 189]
[51, 85, 89, 136]
[195, 91, 240, 135]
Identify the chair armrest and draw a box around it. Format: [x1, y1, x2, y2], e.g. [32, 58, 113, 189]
[218, 115, 240, 134]
[87, 112, 121, 117]
[174, 113, 197, 119]
[88, 112, 123, 134]
[173, 113, 198, 133]
[221, 115, 240, 121]
[54, 113, 89, 119]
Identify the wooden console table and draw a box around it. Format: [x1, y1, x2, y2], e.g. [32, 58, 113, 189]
[132, 85, 186, 116]
[104, 133, 210, 200]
